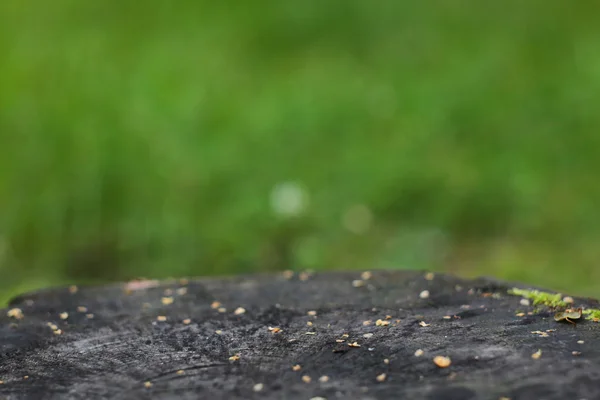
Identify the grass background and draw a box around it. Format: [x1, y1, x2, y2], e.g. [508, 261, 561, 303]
[1, 1, 600, 304]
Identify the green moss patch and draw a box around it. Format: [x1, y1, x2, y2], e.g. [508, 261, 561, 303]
[583, 309, 600, 321]
[507, 288, 567, 308]
[508, 288, 600, 322]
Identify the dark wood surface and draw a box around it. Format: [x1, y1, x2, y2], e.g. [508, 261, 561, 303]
[1, 270, 599, 400]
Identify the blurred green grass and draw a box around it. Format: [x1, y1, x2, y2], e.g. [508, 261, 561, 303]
[2, 1, 600, 305]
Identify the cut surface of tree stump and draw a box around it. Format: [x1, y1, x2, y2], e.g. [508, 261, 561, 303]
[1, 270, 599, 400]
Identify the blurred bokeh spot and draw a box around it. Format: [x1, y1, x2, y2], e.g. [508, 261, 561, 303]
[1, 1, 600, 303]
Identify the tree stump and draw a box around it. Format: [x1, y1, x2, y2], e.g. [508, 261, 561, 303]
[1, 270, 599, 399]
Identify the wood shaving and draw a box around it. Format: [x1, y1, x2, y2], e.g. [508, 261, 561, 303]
[531, 331, 549, 337]
[305, 332, 316, 335]
[253, 383, 264, 392]
[515, 313, 525, 317]
[176, 370, 185, 375]
[302, 375, 311, 383]
[182, 319, 191, 325]
[414, 349, 424, 357]
[572, 351, 582, 356]
[307, 310, 317, 316]
[76, 306, 88, 313]
[229, 354, 240, 361]
[352, 279, 365, 288]
[433, 356, 451, 368]
[268, 326, 282, 333]
[53, 329, 63, 335]
[299, 271, 311, 281]
[282, 270, 294, 279]
[520, 299, 530, 306]
[384, 358, 390, 364]
[7, 308, 24, 320]
[336, 339, 345, 343]
[362, 320, 372, 326]
[563, 296, 574, 304]
[419, 290, 430, 299]
[361, 271, 373, 280]
[376, 373, 387, 382]
[292, 364, 302, 371]
[363, 333, 374, 338]
[306, 321, 313, 326]
[578, 340, 584, 344]
[176, 287, 188, 296]
[86, 313, 94, 319]
[424, 272, 435, 280]
[215, 330, 223, 334]
[68, 285, 78, 294]
[348, 341, 361, 347]
[375, 319, 390, 327]
[318, 375, 330, 383]
[419, 321, 430, 327]
[157, 316, 167, 322]
[211, 301, 221, 309]
[217, 307, 227, 313]
[144, 381, 153, 388]
[124, 280, 159, 293]
[442, 315, 452, 320]
[161, 297, 174, 305]
[59, 312, 69, 320]
[234, 307, 246, 315]
[531, 349, 542, 359]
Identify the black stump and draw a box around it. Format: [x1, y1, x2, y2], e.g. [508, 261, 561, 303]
[1, 270, 599, 400]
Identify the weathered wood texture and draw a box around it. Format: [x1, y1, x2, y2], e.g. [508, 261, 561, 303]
[1, 270, 599, 400]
